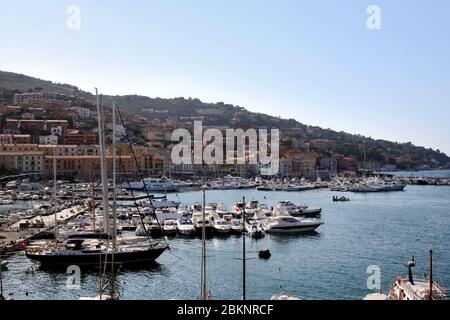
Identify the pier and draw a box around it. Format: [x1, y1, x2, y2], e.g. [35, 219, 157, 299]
[0, 204, 88, 254]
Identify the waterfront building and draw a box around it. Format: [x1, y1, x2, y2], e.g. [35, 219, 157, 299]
[4, 119, 69, 135]
[338, 156, 359, 172]
[0, 151, 44, 174]
[64, 129, 97, 145]
[0, 134, 31, 144]
[13, 92, 72, 108]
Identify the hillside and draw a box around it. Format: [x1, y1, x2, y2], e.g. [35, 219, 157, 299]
[1, 70, 449, 170]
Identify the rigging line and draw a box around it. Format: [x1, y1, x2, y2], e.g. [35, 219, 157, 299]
[117, 154, 152, 243]
[115, 105, 164, 231]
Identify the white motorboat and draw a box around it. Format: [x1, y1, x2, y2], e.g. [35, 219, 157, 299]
[0, 199, 13, 205]
[262, 208, 323, 234]
[230, 219, 244, 234]
[213, 219, 231, 235]
[192, 211, 214, 235]
[163, 219, 177, 236]
[245, 220, 265, 239]
[215, 203, 229, 216]
[245, 200, 259, 215]
[275, 200, 306, 213]
[123, 178, 178, 192]
[176, 218, 195, 236]
[258, 203, 272, 217]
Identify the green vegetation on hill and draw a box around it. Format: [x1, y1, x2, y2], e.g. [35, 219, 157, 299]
[1, 70, 449, 169]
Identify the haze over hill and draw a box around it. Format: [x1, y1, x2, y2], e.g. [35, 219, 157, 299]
[1, 70, 449, 170]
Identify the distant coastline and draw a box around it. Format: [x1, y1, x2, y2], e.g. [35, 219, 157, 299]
[382, 169, 450, 179]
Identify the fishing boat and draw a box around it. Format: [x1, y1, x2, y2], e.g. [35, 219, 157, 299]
[388, 252, 447, 300]
[176, 218, 195, 236]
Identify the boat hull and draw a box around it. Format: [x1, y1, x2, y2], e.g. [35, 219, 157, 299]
[26, 245, 168, 268]
[264, 224, 321, 234]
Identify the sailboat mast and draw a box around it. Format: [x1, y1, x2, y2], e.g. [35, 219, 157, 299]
[429, 250, 433, 300]
[110, 98, 118, 298]
[96, 89, 109, 234]
[0, 251, 4, 300]
[53, 147, 58, 242]
[92, 178, 96, 232]
[242, 196, 246, 300]
[200, 186, 207, 300]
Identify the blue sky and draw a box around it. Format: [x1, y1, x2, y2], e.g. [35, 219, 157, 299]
[1, 0, 449, 154]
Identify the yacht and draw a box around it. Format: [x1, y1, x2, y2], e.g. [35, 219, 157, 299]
[289, 206, 322, 218]
[275, 201, 305, 213]
[25, 238, 168, 268]
[192, 211, 214, 236]
[245, 200, 260, 216]
[176, 218, 195, 236]
[123, 178, 178, 192]
[262, 209, 323, 234]
[215, 203, 229, 217]
[275, 201, 321, 218]
[230, 219, 244, 235]
[213, 219, 231, 235]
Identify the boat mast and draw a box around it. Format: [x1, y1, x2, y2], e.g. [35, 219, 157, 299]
[110, 98, 118, 299]
[0, 251, 4, 300]
[429, 250, 433, 300]
[96, 89, 109, 234]
[53, 147, 58, 242]
[200, 184, 207, 300]
[242, 196, 246, 300]
[91, 176, 96, 232]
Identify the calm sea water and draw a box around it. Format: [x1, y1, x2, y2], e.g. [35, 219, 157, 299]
[2, 185, 450, 300]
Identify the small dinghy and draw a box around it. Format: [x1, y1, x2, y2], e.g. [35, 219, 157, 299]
[258, 249, 271, 259]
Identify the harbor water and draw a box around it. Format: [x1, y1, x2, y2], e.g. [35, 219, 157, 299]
[1, 185, 450, 300]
